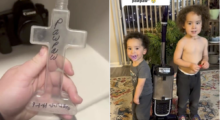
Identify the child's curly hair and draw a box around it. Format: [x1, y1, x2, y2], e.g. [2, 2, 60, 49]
[176, 5, 210, 33]
[124, 32, 150, 52]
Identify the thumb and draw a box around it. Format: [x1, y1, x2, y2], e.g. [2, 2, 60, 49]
[19, 46, 48, 79]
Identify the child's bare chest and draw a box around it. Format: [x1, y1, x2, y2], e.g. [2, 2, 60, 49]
[183, 40, 204, 54]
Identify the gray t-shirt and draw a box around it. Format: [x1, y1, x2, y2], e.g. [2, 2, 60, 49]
[130, 60, 153, 97]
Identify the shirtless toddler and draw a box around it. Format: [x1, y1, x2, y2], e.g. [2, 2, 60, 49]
[173, 5, 210, 120]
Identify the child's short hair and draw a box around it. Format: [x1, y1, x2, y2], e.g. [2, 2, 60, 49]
[124, 32, 150, 51]
[176, 5, 210, 32]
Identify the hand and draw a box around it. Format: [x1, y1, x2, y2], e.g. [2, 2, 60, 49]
[189, 63, 200, 73]
[0, 46, 83, 120]
[133, 97, 140, 104]
[200, 60, 209, 69]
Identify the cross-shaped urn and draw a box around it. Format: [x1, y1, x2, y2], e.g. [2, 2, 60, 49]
[27, 0, 87, 115]
[30, 10, 87, 60]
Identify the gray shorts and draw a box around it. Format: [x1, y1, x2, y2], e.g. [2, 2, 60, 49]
[132, 93, 152, 120]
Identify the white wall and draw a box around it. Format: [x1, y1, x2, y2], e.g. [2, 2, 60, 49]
[0, 0, 17, 12]
[110, 3, 120, 67]
[33, 0, 109, 61]
[69, 0, 109, 61]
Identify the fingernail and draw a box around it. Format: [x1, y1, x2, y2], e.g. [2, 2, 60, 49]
[39, 46, 46, 56]
[70, 66, 74, 74]
[76, 94, 83, 102]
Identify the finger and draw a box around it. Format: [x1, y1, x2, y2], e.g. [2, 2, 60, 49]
[54, 54, 74, 76]
[19, 46, 47, 80]
[203, 64, 208, 69]
[60, 114, 74, 120]
[206, 64, 209, 68]
[54, 55, 74, 76]
[62, 75, 83, 104]
[48, 55, 74, 76]
[63, 59, 74, 76]
[35, 68, 46, 90]
[47, 72, 82, 103]
[56, 114, 77, 120]
[201, 61, 205, 65]
[205, 62, 208, 66]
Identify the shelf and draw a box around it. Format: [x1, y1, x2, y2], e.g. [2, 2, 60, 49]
[209, 41, 219, 45]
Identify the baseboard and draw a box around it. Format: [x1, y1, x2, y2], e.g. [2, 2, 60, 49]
[111, 62, 123, 67]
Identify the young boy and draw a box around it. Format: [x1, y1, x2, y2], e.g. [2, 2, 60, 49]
[173, 5, 210, 120]
[124, 32, 153, 120]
